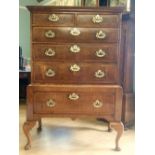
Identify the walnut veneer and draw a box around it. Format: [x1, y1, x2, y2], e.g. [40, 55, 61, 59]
[23, 6, 124, 151]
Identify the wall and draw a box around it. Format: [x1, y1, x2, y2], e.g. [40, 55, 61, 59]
[19, 0, 38, 59]
[19, 9, 30, 59]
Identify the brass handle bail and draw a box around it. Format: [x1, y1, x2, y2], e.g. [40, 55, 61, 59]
[96, 49, 106, 57]
[45, 68, 55, 77]
[45, 30, 55, 38]
[68, 93, 79, 100]
[70, 28, 80, 36]
[96, 30, 106, 39]
[70, 45, 80, 53]
[95, 70, 105, 78]
[70, 64, 80, 72]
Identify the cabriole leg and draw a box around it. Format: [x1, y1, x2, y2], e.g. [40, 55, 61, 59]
[37, 118, 42, 132]
[23, 121, 36, 150]
[110, 122, 124, 151]
[108, 122, 112, 132]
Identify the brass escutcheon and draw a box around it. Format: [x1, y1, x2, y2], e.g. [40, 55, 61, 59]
[92, 14, 103, 23]
[93, 100, 103, 108]
[48, 14, 59, 22]
[45, 48, 55, 57]
[46, 99, 56, 107]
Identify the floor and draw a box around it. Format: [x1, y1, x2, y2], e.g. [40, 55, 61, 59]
[19, 103, 135, 155]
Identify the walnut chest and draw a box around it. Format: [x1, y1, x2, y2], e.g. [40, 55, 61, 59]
[23, 6, 124, 151]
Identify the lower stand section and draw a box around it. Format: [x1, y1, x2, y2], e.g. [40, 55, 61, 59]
[23, 120, 124, 151]
[110, 122, 124, 151]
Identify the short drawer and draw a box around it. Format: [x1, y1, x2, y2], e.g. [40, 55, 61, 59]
[32, 43, 118, 63]
[33, 85, 117, 115]
[32, 62, 119, 84]
[32, 13, 74, 26]
[32, 27, 120, 43]
[77, 13, 120, 28]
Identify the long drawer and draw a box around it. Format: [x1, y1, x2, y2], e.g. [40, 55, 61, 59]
[32, 84, 122, 118]
[32, 62, 119, 84]
[32, 43, 118, 63]
[32, 27, 120, 43]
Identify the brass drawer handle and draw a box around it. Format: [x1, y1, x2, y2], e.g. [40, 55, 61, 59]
[70, 28, 80, 36]
[95, 70, 105, 78]
[70, 64, 80, 72]
[70, 45, 80, 53]
[45, 30, 55, 38]
[96, 30, 106, 39]
[69, 93, 79, 100]
[92, 14, 103, 23]
[45, 48, 55, 57]
[48, 14, 59, 22]
[46, 99, 56, 107]
[93, 100, 103, 108]
[96, 49, 106, 57]
[45, 68, 55, 77]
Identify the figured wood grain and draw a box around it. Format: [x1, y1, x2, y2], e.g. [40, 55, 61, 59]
[32, 62, 119, 84]
[33, 90, 115, 115]
[32, 27, 120, 43]
[32, 43, 118, 63]
[29, 84, 122, 122]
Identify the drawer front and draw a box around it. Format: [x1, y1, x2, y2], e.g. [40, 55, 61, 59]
[32, 43, 118, 63]
[33, 62, 119, 84]
[32, 27, 119, 43]
[33, 89, 115, 115]
[32, 13, 74, 26]
[77, 14, 120, 28]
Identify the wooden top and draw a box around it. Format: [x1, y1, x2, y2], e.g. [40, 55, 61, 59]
[27, 6, 124, 13]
